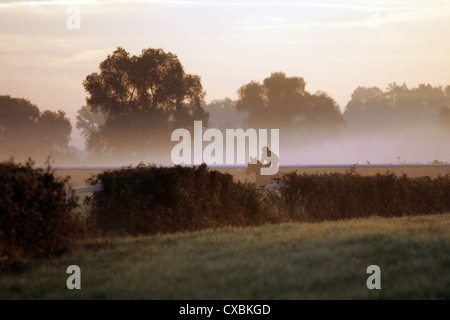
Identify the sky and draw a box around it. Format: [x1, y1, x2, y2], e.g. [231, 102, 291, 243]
[1, 0, 450, 149]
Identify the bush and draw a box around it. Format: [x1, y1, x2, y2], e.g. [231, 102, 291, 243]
[279, 171, 450, 222]
[0, 159, 79, 266]
[86, 164, 287, 235]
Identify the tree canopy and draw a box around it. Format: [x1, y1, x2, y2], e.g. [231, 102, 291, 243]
[344, 83, 450, 130]
[235, 72, 344, 128]
[80, 47, 209, 157]
[0, 95, 72, 161]
[202, 98, 244, 130]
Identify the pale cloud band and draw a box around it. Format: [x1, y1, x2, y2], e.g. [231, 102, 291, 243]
[2, 0, 448, 27]
[0, 0, 437, 11]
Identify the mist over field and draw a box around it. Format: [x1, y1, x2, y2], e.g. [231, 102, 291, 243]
[205, 91, 450, 165]
[1, 1, 449, 166]
[1, 80, 450, 166]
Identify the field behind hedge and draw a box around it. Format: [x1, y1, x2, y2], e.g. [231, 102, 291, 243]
[54, 164, 450, 188]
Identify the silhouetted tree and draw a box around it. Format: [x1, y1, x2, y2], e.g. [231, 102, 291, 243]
[236, 72, 344, 128]
[0, 95, 72, 161]
[344, 83, 450, 130]
[344, 86, 390, 127]
[81, 47, 208, 158]
[202, 98, 244, 130]
[76, 105, 106, 153]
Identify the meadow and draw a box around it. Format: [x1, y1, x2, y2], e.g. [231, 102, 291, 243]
[1, 213, 449, 299]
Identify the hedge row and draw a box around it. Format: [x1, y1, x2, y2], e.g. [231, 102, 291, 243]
[0, 160, 79, 266]
[278, 171, 450, 221]
[86, 164, 286, 235]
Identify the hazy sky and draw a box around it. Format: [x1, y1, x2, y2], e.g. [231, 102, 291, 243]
[1, 0, 450, 149]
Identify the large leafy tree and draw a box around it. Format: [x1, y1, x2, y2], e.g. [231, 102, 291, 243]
[0, 95, 72, 160]
[80, 47, 208, 157]
[235, 72, 344, 128]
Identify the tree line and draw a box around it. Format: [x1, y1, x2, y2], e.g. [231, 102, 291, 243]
[0, 95, 72, 163]
[1, 46, 449, 165]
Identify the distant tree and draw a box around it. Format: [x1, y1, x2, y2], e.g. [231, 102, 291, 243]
[81, 47, 208, 157]
[76, 105, 106, 153]
[235, 72, 344, 128]
[438, 105, 450, 127]
[409, 84, 447, 109]
[344, 83, 450, 130]
[37, 110, 72, 151]
[344, 86, 390, 126]
[445, 85, 450, 97]
[202, 98, 244, 130]
[0, 95, 39, 146]
[303, 91, 346, 125]
[0, 95, 72, 160]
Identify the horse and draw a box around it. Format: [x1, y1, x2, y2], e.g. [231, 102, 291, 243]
[245, 158, 274, 187]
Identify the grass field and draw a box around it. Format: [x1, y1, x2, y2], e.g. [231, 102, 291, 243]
[1, 213, 449, 299]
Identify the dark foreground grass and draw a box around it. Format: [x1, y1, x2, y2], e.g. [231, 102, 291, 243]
[1, 213, 449, 299]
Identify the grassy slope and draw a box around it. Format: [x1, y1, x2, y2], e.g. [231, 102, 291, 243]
[1, 213, 449, 299]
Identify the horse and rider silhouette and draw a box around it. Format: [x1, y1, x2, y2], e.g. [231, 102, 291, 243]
[245, 147, 280, 187]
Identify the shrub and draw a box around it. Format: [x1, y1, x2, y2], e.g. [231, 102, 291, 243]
[278, 171, 450, 222]
[86, 164, 287, 235]
[0, 159, 79, 266]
